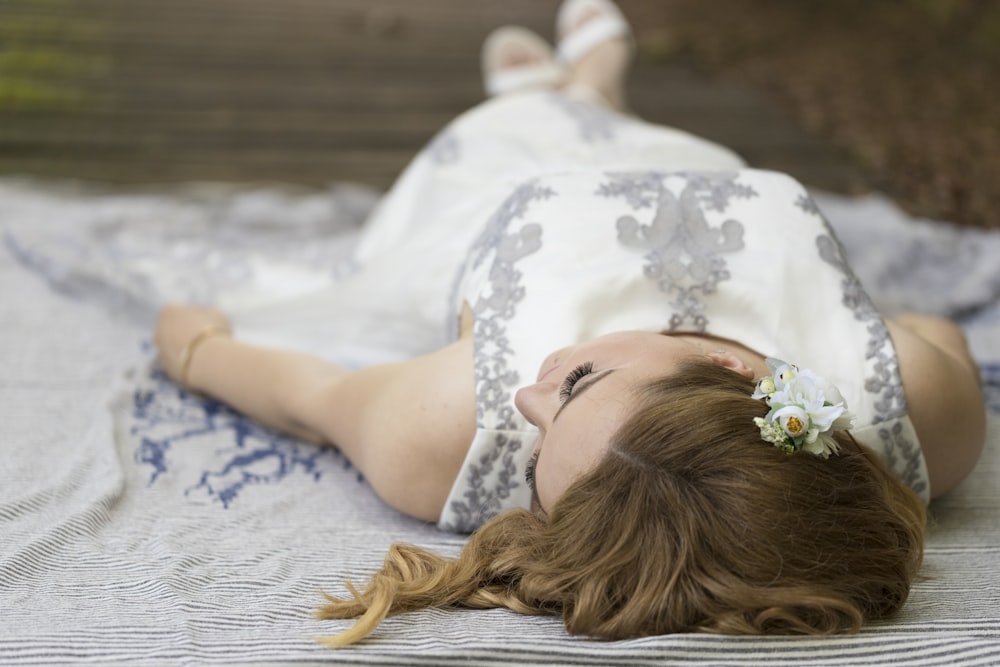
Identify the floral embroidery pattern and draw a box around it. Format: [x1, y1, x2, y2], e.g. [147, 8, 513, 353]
[441, 182, 555, 532]
[815, 229, 926, 495]
[603, 172, 753, 331]
[132, 363, 346, 508]
[878, 422, 928, 495]
[815, 234, 908, 421]
[982, 363, 1000, 415]
[795, 193, 822, 215]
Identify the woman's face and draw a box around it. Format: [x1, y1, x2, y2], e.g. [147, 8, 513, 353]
[514, 331, 754, 514]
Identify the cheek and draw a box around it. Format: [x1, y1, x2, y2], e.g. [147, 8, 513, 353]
[535, 441, 567, 512]
[534, 418, 618, 512]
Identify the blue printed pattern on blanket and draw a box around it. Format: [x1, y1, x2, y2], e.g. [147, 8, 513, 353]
[982, 363, 1000, 415]
[131, 363, 359, 507]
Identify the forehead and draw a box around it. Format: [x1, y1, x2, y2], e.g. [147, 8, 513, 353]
[584, 330, 698, 358]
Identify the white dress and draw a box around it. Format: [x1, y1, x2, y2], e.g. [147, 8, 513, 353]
[241, 90, 930, 532]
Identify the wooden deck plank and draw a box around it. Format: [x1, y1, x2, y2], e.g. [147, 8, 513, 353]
[0, 0, 870, 192]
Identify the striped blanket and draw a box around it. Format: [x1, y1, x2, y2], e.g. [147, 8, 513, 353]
[1, 178, 998, 666]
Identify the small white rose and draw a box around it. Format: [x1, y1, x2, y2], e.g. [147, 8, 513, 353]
[808, 403, 848, 432]
[774, 405, 810, 440]
[813, 374, 846, 407]
[764, 358, 785, 375]
[764, 358, 798, 390]
[752, 376, 777, 400]
[750, 360, 854, 458]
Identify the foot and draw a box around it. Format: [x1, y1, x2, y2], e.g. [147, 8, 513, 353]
[555, 0, 633, 110]
[481, 26, 563, 98]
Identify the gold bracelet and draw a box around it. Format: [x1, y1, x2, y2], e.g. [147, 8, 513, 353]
[177, 325, 230, 391]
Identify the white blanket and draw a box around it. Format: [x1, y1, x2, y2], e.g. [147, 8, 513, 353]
[1, 177, 998, 666]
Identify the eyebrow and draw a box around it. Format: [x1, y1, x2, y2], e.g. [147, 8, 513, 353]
[553, 369, 616, 423]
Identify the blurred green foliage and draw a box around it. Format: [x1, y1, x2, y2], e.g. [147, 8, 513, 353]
[0, 6, 108, 109]
[910, 0, 963, 22]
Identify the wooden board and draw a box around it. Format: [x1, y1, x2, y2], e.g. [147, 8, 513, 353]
[0, 0, 869, 191]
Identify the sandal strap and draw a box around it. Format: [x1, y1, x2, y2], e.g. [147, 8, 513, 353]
[556, 0, 631, 64]
[482, 26, 563, 97]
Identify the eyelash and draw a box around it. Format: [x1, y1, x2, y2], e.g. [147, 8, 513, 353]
[559, 361, 594, 402]
[525, 452, 538, 491]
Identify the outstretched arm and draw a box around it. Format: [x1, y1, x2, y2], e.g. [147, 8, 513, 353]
[155, 304, 476, 521]
[886, 312, 985, 498]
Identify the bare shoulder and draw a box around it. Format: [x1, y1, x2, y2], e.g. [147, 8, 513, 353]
[293, 335, 477, 522]
[886, 314, 985, 497]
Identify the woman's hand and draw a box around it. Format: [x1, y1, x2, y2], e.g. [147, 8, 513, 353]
[154, 303, 232, 383]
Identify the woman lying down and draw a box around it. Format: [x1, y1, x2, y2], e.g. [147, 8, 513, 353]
[154, 0, 985, 647]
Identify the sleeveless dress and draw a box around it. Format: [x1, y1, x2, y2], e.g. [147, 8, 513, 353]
[244, 90, 931, 532]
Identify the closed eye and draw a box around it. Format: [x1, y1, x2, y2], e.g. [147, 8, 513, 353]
[559, 362, 594, 402]
[553, 367, 616, 423]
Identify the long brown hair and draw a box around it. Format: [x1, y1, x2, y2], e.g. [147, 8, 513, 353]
[316, 360, 926, 645]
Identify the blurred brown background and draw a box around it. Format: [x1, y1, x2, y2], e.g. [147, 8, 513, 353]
[1, 0, 996, 227]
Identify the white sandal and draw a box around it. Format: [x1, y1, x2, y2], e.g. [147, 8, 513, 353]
[481, 26, 564, 98]
[555, 0, 632, 65]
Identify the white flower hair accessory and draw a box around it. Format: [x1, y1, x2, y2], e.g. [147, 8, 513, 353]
[751, 358, 855, 458]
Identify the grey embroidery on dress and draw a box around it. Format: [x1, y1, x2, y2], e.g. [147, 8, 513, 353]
[816, 232, 925, 495]
[595, 171, 664, 209]
[816, 234, 907, 421]
[548, 93, 617, 143]
[795, 193, 822, 216]
[442, 181, 554, 533]
[426, 129, 461, 165]
[878, 422, 928, 497]
[598, 171, 756, 212]
[602, 172, 753, 331]
[686, 172, 759, 213]
[982, 362, 1000, 416]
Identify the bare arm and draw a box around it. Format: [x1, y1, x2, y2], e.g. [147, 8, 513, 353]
[154, 304, 476, 521]
[886, 312, 985, 498]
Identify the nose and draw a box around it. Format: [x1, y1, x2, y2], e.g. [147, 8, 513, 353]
[514, 381, 558, 430]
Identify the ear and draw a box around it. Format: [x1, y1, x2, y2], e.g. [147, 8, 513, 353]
[706, 351, 756, 379]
